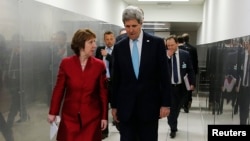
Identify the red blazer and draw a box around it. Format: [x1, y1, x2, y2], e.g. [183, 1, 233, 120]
[49, 55, 108, 141]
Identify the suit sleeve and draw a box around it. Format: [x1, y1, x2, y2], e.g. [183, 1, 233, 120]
[158, 39, 172, 107]
[186, 52, 196, 86]
[192, 47, 199, 74]
[49, 59, 66, 115]
[110, 44, 118, 108]
[99, 62, 109, 120]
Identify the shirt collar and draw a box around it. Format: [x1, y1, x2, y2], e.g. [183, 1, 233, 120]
[174, 48, 179, 54]
[130, 29, 143, 43]
[105, 46, 113, 50]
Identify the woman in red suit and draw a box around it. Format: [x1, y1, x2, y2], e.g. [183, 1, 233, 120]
[47, 29, 108, 141]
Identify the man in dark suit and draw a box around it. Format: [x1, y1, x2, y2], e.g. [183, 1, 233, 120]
[181, 33, 199, 113]
[177, 35, 193, 113]
[47, 31, 73, 105]
[0, 34, 14, 141]
[236, 38, 250, 125]
[6, 34, 29, 127]
[95, 30, 115, 139]
[111, 5, 172, 141]
[165, 35, 196, 138]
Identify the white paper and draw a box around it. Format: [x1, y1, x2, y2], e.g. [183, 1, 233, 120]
[184, 74, 191, 91]
[50, 122, 58, 140]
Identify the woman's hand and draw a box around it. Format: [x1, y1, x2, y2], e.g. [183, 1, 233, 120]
[101, 119, 108, 130]
[47, 114, 56, 124]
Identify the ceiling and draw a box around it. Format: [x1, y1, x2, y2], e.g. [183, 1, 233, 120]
[122, 0, 204, 33]
[123, 0, 204, 5]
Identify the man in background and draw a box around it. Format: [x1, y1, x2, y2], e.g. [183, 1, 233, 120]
[181, 33, 198, 113]
[165, 35, 196, 138]
[0, 34, 14, 141]
[47, 31, 73, 105]
[95, 30, 115, 139]
[236, 37, 250, 125]
[6, 34, 29, 127]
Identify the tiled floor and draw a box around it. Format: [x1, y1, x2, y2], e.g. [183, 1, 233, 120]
[0, 94, 241, 141]
[104, 96, 207, 141]
[104, 112, 206, 141]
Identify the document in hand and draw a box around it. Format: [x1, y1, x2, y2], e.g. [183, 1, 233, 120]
[184, 74, 191, 91]
[50, 116, 60, 140]
[50, 122, 58, 140]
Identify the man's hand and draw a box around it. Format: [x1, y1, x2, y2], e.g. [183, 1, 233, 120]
[167, 50, 175, 58]
[111, 108, 119, 123]
[159, 106, 170, 118]
[101, 49, 108, 56]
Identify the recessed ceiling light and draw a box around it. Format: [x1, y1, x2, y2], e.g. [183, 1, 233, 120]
[138, 0, 189, 2]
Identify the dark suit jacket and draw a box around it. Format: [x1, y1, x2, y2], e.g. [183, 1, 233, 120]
[95, 46, 113, 76]
[180, 43, 198, 74]
[95, 46, 113, 103]
[237, 47, 248, 87]
[222, 47, 238, 77]
[176, 49, 196, 87]
[111, 31, 172, 122]
[116, 33, 127, 43]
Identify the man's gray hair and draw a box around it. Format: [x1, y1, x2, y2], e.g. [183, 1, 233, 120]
[122, 5, 144, 24]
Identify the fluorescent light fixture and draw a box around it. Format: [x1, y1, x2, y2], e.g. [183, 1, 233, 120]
[143, 27, 169, 30]
[138, 0, 189, 1]
[99, 22, 110, 24]
[143, 23, 166, 26]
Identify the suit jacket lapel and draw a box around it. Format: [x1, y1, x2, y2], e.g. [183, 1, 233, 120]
[139, 32, 151, 77]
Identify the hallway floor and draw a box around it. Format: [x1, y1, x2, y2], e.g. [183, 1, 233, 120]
[104, 96, 208, 141]
[104, 95, 240, 141]
[0, 94, 241, 141]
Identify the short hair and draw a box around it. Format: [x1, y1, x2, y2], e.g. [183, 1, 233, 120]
[165, 35, 178, 43]
[182, 33, 190, 43]
[122, 5, 144, 24]
[71, 29, 96, 56]
[104, 31, 114, 38]
[119, 28, 126, 35]
[177, 35, 184, 43]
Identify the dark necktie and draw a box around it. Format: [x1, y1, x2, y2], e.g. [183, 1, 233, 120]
[132, 40, 139, 78]
[173, 53, 178, 83]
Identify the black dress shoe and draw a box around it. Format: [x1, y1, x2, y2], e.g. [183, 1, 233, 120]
[170, 131, 176, 138]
